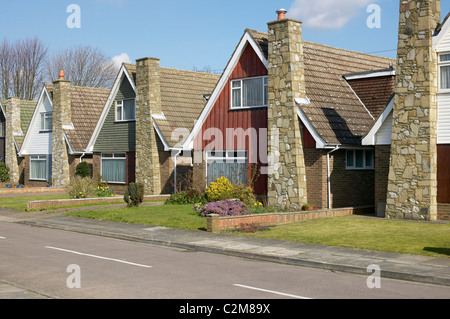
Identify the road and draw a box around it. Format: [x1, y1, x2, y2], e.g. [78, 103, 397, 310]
[1, 222, 449, 302]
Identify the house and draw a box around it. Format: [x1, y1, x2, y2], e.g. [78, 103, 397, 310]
[363, 1, 449, 221]
[19, 72, 110, 187]
[183, 9, 395, 211]
[0, 98, 36, 184]
[86, 60, 220, 194]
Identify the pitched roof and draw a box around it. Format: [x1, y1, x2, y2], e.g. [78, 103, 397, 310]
[247, 29, 395, 146]
[123, 64, 220, 148]
[15, 100, 37, 150]
[46, 84, 110, 153]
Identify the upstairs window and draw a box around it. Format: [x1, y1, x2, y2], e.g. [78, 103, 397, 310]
[40, 112, 53, 131]
[115, 99, 136, 121]
[439, 53, 450, 91]
[0, 122, 5, 137]
[231, 76, 268, 108]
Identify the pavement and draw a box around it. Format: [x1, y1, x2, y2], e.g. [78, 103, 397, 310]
[0, 205, 450, 299]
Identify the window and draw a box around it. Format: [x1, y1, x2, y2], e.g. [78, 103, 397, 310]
[40, 112, 52, 131]
[439, 53, 450, 91]
[115, 99, 136, 121]
[206, 150, 248, 186]
[346, 149, 374, 170]
[101, 153, 126, 183]
[231, 76, 268, 108]
[30, 155, 48, 180]
[0, 122, 5, 137]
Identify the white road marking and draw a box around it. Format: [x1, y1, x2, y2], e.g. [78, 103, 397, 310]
[233, 284, 312, 299]
[0, 236, 5, 239]
[45, 246, 152, 268]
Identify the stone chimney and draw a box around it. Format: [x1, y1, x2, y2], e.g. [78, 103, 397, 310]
[4, 97, 21, 184]
[386, 0, 441, 221]
[135, 57, 162, 195]
[266, 9, 308, 210]
[51, 70, 72, 187]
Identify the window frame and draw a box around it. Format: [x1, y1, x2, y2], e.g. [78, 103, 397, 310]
[0, 121, 5, 137]
[30, 155, 48, 181]
[230, 76, 268, 109]
[205, 150, 248, 186]
[345, 149, 374, 170]
[438, 53, 450, 93]
[40, 112, 53, 132]
[115, 99, 136, 122]
[101, 153, 127, 184]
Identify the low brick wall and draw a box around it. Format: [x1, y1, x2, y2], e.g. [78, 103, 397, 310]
[438, 203, 450, 221]
[206, 206, 374, 233]
[0, 187, 65, 195]
[26, 195, 170, 211]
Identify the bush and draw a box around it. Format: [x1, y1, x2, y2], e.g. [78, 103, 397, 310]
[200, 199, 250, 217]
[96, 182, 114, 197]
[165, 189, 207, 205]
[233, 184, 256, 206]
[124, 183, 144, 207]
[205, 177, 235, 202]
[0, 162, 10, 183]
[66, 176, 97, 199]
[75, 162, 91, 178]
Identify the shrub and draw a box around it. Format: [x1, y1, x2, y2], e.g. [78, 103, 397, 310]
[96, 183, 114, 197]
[205, 177, 235, 202]
[75, 162, 92, 178]
[166, 189, 207, 205]
[200, 199, 250, 217]
[233, 184, 256, 206]
[0, 162, 10, 183]
[66, 176, 97, 199]
[124, 183, 144, 207]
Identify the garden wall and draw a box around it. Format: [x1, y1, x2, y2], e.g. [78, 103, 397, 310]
[206, 206, 374, 233]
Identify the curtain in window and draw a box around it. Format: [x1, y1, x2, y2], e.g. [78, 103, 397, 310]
[243, 78, 263, 107]
[30, 156, 47, 180]
[441, 66, 450, 90]
[123, 100, 136, 120]
[207, 160, 248, 186]
[232, 82, 241, 107]
[102, 158, 126, 183]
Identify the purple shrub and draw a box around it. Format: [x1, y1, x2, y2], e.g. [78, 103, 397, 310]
[201, 200, 250, 217]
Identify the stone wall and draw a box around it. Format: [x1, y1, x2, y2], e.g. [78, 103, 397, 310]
[4, 98, 20, 184]
[386, 0, 440, 221]
[135, 57, 162, 195]
[266, 17, 308, 211]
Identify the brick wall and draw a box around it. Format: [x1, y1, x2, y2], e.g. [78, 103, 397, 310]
[438, 204, 450, 221]
[304, 148, 327, 209]
[375, 146, 390, 216]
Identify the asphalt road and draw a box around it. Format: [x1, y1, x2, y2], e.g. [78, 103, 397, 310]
[1, 222, 449, 301]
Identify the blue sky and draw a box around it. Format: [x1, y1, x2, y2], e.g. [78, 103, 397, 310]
[1, 0, 449, 73]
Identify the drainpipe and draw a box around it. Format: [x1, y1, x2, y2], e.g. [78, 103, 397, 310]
[79, 152, 85, 163]
[327, 146, 340, 210]
[173, 150, 182, 193]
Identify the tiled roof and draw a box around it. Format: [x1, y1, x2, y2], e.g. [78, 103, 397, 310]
[123, 64, 220, 148]
[46, 84, 110, 153]
[247, 29, 396, 146]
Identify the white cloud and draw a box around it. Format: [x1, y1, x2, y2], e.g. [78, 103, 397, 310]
[287, 0, 378, 30]
[112, 53, 132, 69]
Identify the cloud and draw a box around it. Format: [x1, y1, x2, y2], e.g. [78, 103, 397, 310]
[287, 0, 378, 30]
[112, 53, 132, 69]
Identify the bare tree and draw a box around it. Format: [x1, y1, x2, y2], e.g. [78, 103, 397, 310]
[0, 37, 47, 100]
[46, 44, 116, 89]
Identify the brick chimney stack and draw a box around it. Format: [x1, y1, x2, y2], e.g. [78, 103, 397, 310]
[266, 9, 308, 211]
[51, 70, 72, 187]
[386, 0, 441, 220]
[135, 57, 162, 195]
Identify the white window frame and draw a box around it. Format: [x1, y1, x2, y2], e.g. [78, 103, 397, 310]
[101, 153, 127, 184]
[205, 150, 248, 186]
[40, 112, 53, 132]
[346, 149, 374, 170]
[115, 99, 136, 122]
[30, 155, 48, 181]
[438, 53, 450, 93]
[231, 76, 268, 109]
[0, 121, 5, 137]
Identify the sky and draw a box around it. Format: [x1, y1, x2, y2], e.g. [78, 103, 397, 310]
[1, 0, 449, 74]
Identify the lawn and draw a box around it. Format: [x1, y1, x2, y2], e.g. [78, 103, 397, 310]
[0, 194, 71, 211]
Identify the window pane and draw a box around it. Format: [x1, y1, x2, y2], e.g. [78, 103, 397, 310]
[232, 81, 241, 88]
[102, 158, 126, 183]
[116, 102, 123, 121]
[45, 114, 52, 131]
[243, 78, 263, 107]
[440, 54, 450, 62]
[232, 88, 241, 107]
[40, 114, 45, 130]
[30, 157, 47, 180]
[0, 122, 4, 137]
[441, 66, 450, 90]
[365, 150, 374, 167]
[355, 150, 364, 168]
[346, 150, 354, 167]
[123, 100, 136, 120]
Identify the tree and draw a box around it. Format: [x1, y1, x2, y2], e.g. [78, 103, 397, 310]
[46, 44, 116, 89]
[0, 37, 48, 100]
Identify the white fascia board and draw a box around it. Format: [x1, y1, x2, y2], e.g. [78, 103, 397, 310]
[18, 86, 50, 156]
[295, 102, 327, 149]
[0, 100, 5, 117]
[152, 119, 171, 152]
[86, 65, 132, 153]
[182, 31, 268, 150]
[362, 97, 394, 146]
[343, 70, 395, 81]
